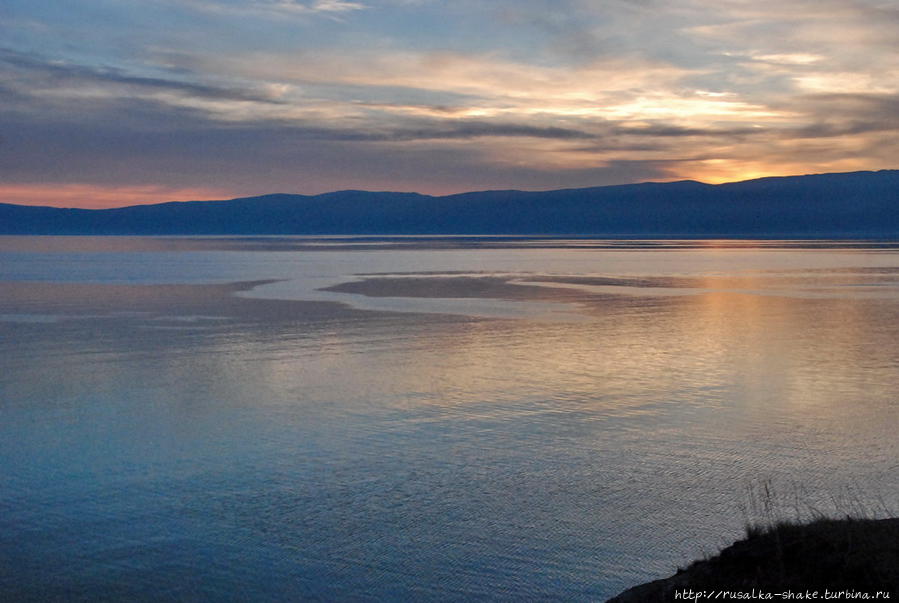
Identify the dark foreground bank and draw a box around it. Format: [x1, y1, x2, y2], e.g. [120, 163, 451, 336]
[609, 518, 899, 602]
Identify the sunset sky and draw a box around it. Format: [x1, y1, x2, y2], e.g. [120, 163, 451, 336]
[3, 0, 899, 207]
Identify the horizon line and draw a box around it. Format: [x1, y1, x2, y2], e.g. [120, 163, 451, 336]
[3, 168, 897, 211]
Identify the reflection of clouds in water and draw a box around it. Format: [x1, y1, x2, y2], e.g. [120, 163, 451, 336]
[519, 278, 899, 301]
[150, 315, 230, 322]
[0, 313, 62, 323]
[253, 268, 899, 320]
[242, 277, 587, 320]
[3, 240, 899, 600]
[320, 295, 587, 321]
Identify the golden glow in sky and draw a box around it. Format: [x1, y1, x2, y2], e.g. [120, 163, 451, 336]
[2, 0, 898, 207]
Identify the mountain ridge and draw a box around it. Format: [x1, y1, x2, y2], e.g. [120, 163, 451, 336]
[2, 169, 898, 236]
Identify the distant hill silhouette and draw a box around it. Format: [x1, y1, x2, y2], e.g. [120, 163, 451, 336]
[2, 170, 899, 236]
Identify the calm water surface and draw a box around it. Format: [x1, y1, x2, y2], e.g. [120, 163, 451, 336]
[1, 237, 898, 601]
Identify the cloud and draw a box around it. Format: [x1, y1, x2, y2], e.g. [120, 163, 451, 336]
[201, 47, 694, 100]
[177, 0, 367, 19]
[613, 124, 765, 138]
[790, 93, 899, 137]
[0, 112, 674, 206]
[284, 121, 596, 141]
[0, 48, 280, 105]
[308, 0, 366, 12]
[3, 0, 899, 204]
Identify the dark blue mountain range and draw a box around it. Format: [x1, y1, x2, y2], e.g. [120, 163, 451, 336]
[2, 170, 898, 236]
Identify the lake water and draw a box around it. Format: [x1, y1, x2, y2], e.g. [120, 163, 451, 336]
[2, 236, 898, 601]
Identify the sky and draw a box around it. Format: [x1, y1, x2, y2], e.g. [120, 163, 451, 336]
[2, 0, 899, 208]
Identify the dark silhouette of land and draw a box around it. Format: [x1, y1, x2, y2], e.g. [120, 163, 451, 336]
[2, 170, 899, 236]
[609, 518, 899, 602]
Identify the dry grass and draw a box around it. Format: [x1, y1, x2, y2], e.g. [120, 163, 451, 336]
[610, 483, 899, 602]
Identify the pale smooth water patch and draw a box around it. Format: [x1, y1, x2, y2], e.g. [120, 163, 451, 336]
[240, 277, 588, 320]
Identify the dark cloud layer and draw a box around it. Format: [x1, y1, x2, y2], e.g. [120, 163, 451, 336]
[0, 48, 278, 104]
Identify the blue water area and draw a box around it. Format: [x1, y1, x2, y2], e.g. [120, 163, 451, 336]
[2, 237, 899, 601]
